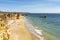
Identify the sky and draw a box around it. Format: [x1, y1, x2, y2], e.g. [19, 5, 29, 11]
[0, 0, 60, 13]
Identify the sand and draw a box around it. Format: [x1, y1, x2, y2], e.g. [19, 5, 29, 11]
[8, 15, 33, 40]
[3, 14, 44, 40]
[0, 13, 44, 40]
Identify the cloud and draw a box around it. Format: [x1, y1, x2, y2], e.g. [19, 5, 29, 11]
[26, 8, 60, 13]
[46, 0, 60, 2]
[0, 0, 60, 13]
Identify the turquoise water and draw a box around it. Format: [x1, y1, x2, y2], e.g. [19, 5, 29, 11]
[24, 13, 60, 40]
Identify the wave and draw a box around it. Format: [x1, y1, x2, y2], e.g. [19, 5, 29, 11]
[22, 16, 44, 40]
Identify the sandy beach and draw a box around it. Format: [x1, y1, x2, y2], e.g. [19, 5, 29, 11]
[7, 15, 34, 40]
[7, 14, 44, 40]
[0, 13, 44, 40]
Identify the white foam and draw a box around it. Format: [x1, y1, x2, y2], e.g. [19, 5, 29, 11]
[22, 16, 44, 40]
[34, 29, 42, 35]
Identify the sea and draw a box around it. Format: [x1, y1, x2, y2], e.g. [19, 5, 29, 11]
[24, 13, 60, 40]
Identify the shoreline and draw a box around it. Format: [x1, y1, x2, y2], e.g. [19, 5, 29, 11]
[22, 16, 44, 40]
[0, 13, 44, 40]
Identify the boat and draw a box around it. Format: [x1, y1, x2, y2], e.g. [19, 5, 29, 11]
[40, 15, 46, 18]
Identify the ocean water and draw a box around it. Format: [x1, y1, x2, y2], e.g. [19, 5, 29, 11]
[24, 13, 60, 40]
